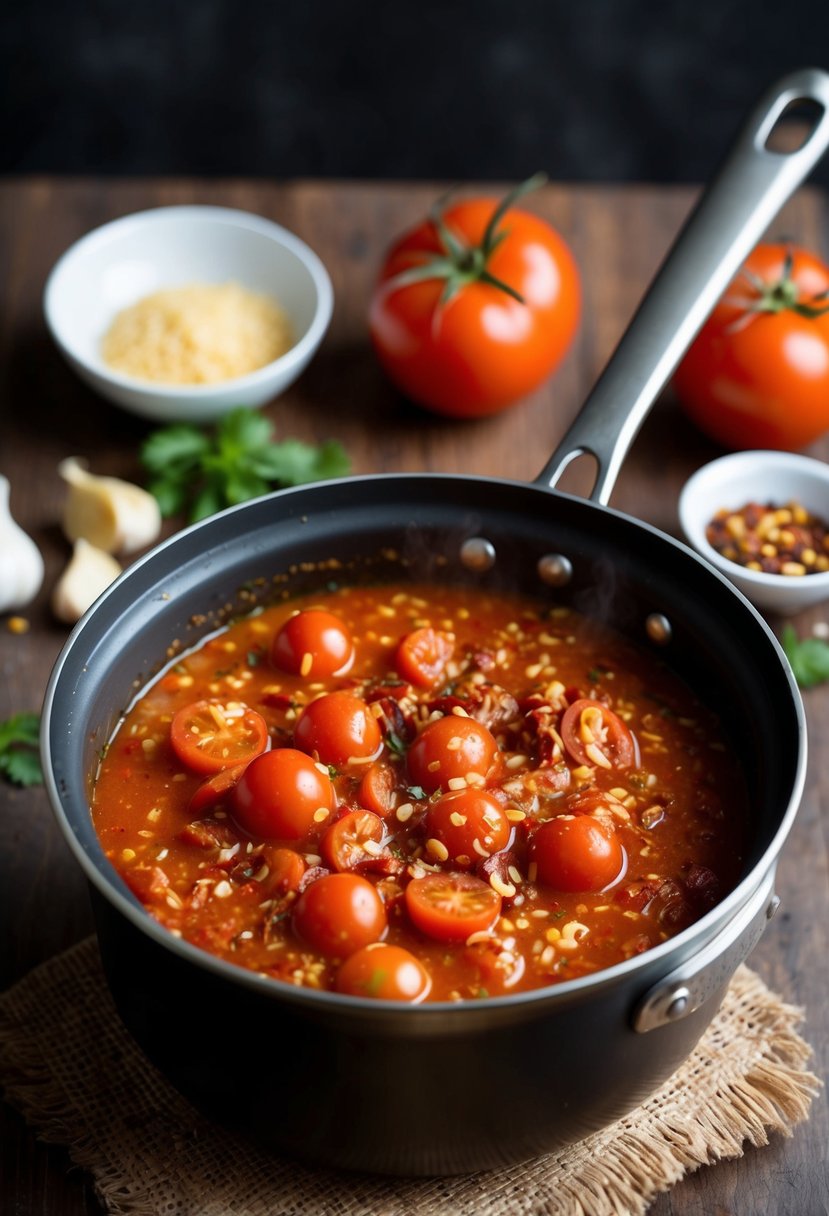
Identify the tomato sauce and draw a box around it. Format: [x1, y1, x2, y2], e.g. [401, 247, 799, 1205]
[92, 582, 749, 1002]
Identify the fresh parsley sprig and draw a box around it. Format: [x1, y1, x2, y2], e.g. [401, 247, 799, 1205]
[781, 625, 829, 689]
[140, 408, 350, 523]
[0, 712, 43, 787]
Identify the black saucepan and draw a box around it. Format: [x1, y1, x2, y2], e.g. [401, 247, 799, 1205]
[42, 69, 829, 1175]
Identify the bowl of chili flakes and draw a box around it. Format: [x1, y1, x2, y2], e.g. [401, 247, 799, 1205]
[679, 449, 829, 614]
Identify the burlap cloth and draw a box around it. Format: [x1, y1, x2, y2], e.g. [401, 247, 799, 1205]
[0, 938, 820, 1216]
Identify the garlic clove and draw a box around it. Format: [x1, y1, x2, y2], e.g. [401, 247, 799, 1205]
[52, 538, 122, 624]
[58, 457, 161, 555]
[0, 475, 45, 613]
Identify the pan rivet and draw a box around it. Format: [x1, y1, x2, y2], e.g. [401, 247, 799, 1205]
[537, 554, 573, 587]
[646, 613, 672, 645]
[665, 986, 691, 1020]
[460, 538, 496, 572]
[766, 894, 781, 921]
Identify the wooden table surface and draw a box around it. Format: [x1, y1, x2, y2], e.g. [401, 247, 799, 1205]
[1, 177, 827, 1215]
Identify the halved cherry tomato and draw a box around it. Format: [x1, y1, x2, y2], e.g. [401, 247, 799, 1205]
[560, 699, 635, 770]
[170, 700, 269, 776]
[395, 627, 454, 689]
[530, 815, 624, 892]
[271, 609, 354, 678]
[426, 788, 510, 865]
[405, 872, 501, 942]
[294, 691, 382, 768]
[320, 810, 385, 872]
[231, 748, 335, 840]
[336, 942, 431, 1002]
[407, 714, 499, 794]
[358, 759, 401, 817]
[292, 873, 387, 957]
[188, 763, 247, 816]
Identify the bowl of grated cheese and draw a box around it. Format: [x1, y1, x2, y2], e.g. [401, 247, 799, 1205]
[44, 206, 334, 422]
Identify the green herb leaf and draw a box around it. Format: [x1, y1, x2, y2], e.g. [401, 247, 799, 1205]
[0, 712, 43, 787]
[406, 785, 427, 801]
[782, 625, 829, 688]
[140, 408, 351, 523]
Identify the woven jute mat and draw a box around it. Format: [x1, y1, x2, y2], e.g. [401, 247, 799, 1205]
[0, 938, 820, 1216]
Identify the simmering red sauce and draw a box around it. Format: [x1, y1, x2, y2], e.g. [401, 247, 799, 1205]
[92, 582, 748, 1002]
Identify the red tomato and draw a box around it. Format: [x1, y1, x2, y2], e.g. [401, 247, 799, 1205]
[231, 748, 335, 840]
[262, 846, 306, 896]
[395, 627, 454, 689]
[336, 942, 431, 1002]
[188, 763, 247, 815]
[294, 691, 382, 768]
[292, 873, 387, 957]
[358, 760, 401, 817]
[271, 609, 354, 678]
[170, 700, 269, 776]
[405, 872, 501, 943]
[560, 699, 635, 770]
[530, 815, 624, 892]
[673, 243, 829, 451]
[407, 714, 499, 794]
[320, 809, 385, 872]
[426, 788, 510, 864]
[368, 182, 581, 418]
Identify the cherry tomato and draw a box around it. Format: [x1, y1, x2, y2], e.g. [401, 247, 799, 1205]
[262, 846, 306, 896]
[271, 609, 354, 678]
[369, 182, 581, 418]
[231, 748, 335, 840]
[407, 715, 499, 794]
[405, 872, 501, 943]
[170, 700, 269, 776]
[320, 810, 385, 872]
[292, 873, 387, 957]
[426, 788, 510, 864]
[188, 763, 247, 816]
[395, 627, 454, 689]
[673, 243, 829, 451]
[358, 759, 401, 817]
[561, 699, 635, 770]
[294, 691, 382, 768]
[530, 815, 624, 892]
[336, 942, 432, 1002]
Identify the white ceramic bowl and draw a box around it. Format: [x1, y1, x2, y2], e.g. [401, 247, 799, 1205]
[679, 450, 829, 615]
[43, 206, 333, 423]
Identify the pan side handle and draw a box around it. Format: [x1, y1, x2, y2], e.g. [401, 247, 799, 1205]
[536, 67, 829, 506]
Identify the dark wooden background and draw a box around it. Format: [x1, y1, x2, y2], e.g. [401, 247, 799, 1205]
[0, 178, 827, 1214]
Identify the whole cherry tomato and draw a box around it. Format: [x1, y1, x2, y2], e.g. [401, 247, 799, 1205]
[271, 609, 354, 678]
[336, 943, 431, 1002]
[426, 788, 511, 864]
[231, 748, 335, 840]
[293, 691, 382, 769]
[530, 815, 624, 893]
[292, 873, 387, 958]
[407, 714, 499, 794]
[368, 178, 581, 418]
[673, 243, 829, 451]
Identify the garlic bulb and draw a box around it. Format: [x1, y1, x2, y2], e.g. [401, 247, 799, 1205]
[52, 538, 121, 624]
[58, 457, 161, 554]
[0, 475, 44, 613]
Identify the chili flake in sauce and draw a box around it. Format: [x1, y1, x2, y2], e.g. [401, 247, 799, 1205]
[92, 583, 748, 1002]
[706, 500, 829, 575]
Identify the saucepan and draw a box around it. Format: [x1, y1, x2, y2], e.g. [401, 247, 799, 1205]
[42, 69, 829, 1174]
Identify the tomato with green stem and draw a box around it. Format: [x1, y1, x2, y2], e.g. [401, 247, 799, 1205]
[336, 942, 431, 1002]
[674, 243, 829, 451]
[369, 176, 581, 418]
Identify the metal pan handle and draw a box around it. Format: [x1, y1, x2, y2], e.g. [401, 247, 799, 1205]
[536, 67, 829, 505]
